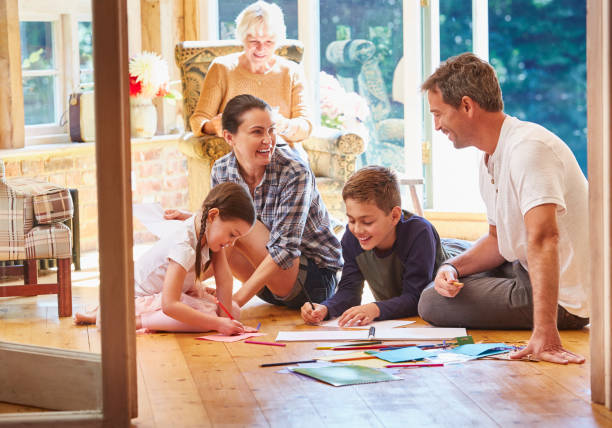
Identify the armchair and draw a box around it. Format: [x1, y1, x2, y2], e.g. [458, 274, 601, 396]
[175, 40, 365, 220]
[0, 160, 73, 317]
[325, 39, 404, 172]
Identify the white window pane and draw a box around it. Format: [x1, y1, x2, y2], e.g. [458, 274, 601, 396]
[78, 21, 93, 70]
[218, 1, 298, 40]
[321, 0, 404, 172]
[80, 70, 94, 86]
[23, 75, 56, 125]
[20, 21, 55, 71]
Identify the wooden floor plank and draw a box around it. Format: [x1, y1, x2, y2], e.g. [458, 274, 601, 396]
[136, 333, 212, 428]
[176, 334, 270, 427]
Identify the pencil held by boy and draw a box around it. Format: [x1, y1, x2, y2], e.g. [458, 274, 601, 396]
[75, 182, 258, 335]
[301, 166, 448, 327]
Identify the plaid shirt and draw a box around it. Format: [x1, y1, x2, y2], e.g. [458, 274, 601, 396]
[211, 146, 342, 271]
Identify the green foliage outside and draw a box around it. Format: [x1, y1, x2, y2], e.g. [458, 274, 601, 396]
[440, 0, 587, 175]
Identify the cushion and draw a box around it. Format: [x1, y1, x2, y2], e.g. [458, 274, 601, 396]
[6, 178, 73, 224]
[25, 223, 72, 259]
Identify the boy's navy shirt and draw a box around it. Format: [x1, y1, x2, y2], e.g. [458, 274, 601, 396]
[321, 211, 443, 320]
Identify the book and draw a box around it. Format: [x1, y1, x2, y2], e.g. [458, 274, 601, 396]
[290, 365, 400, 387]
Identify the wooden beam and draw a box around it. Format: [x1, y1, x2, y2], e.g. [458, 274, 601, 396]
[92, 0, 138, 425]
[587, 0, 612, 408]
[0, 0, 25, 149]
[0, 342, 102, 411]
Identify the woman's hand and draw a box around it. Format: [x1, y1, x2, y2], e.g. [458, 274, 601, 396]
[164, 209, 192, 221]
[301, 302, 328, 325]
[216, 318, 245, 336]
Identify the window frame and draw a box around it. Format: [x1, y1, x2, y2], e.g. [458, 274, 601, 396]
[19, 1, 92, 146]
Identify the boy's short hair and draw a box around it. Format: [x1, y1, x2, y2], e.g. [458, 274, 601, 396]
[342, 166, 401, 214]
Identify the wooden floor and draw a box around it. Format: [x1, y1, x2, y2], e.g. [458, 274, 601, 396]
[1, 266, 612, 427]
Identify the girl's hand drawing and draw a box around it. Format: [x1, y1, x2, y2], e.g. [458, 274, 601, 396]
[301, 302, 328, 325]
[216, 318, 246, 336]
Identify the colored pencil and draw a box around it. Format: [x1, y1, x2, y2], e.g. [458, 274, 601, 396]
[330, 355, 377, 362]
[244, 340, 286, 347]
[385, 363, 444, 368]
[215, 298, 234, 320]
[330, 345, 410, 351]
[452, 281, 464, 287]
[256, 322, 261, 331]
[260, 359, 317, 367]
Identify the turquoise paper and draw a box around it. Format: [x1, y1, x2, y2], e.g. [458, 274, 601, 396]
[373, 346, 429, 363]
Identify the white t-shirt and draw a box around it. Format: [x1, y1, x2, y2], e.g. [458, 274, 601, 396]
[134, 216, 210, 297]
[479, 116, 589, 318]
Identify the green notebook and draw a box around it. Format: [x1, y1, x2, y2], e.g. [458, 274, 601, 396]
[290, 365, 400, 387]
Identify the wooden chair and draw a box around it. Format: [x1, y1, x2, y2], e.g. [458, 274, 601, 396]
[0, 160, 74, 317]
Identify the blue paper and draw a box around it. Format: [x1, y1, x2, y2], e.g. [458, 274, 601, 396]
[450, 343, 513, 357]
[373, 346, 430, 363]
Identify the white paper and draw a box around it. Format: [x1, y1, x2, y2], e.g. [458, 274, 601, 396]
[275, 327, 467, 342]
[319, 319, 415, 329]
[133, 202, 184, 239]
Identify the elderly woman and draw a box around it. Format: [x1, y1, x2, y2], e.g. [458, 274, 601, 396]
[190, 1, 311, 149]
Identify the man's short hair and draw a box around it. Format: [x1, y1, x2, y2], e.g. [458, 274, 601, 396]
[342, 166, 401, 214]
[421, 52, 504, 112]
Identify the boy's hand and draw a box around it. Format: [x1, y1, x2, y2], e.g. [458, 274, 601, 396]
[216, 318, 245, 336]
[163, 208, 192, 221]
[338, 303, 380, 327]
[301, 303, 328, 324]
[434, 265, 463, 298]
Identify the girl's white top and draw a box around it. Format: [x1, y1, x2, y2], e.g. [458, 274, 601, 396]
[134, 216, 210, 297]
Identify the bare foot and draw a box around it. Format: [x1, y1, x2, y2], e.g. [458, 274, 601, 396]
[74, 307, 98, 325]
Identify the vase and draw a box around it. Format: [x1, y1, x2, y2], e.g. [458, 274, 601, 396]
[130, 96, 157, 138]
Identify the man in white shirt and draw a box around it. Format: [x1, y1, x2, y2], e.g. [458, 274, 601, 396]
[417, 53, 589, 365]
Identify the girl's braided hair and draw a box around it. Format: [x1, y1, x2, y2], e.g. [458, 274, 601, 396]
[194, 182, 256, 280]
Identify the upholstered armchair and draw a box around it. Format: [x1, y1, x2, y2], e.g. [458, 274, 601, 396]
[325, 39, 404, 172]
[0, 160, 73, 317]
[175, 40, 365, 220]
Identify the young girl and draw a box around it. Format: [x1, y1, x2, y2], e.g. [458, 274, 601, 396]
[75, 182, 257, 335]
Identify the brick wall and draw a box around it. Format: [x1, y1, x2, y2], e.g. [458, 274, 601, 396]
[1, 136, 189, 252]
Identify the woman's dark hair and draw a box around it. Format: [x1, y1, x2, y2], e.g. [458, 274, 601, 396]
[195, 182, 256, 279]
[222, 94, 271, 134]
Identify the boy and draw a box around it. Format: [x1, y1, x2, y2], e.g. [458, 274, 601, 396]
[301, 166, 457, 326]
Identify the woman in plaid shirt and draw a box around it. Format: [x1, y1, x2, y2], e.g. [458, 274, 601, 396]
[169, 94, 342, 308]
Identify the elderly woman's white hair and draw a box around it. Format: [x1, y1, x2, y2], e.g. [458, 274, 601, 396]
[235, 1, 287, 44]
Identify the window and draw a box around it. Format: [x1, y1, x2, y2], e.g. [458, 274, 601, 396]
[19, 1, 92, 145]
[320, 0, 405, 173]
[20, 21, 58, 126]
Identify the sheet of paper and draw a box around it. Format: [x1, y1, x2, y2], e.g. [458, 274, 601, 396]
[373, 346, 429, 363]
[133, 202, 184, 239]
[449, 343, 514, 357]
[275, 327, 467, 342]
[319, 319, 415, 329]
[196, 332, 266, 343]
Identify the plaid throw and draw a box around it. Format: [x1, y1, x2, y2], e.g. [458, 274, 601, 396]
[212, 146, 342, 271]
[7, 178, 73, 224]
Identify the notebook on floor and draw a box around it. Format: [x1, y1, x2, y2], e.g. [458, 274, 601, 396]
[290, 365, 400, 387]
